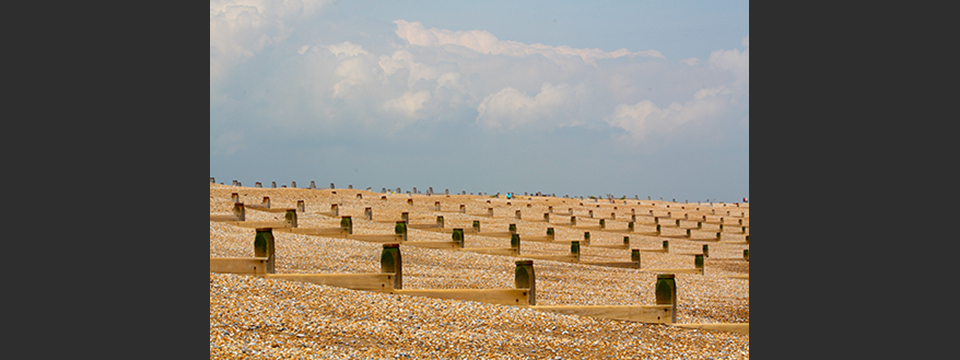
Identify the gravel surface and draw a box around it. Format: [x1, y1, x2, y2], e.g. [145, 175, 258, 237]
[211, 184, 749, 359]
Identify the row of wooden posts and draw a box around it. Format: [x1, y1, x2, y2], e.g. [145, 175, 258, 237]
[210, 227, 680, 324]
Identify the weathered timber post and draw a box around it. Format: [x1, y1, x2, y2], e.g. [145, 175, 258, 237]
[745, 235, 749, 244]
[631, 214, 637, 222]
[331, 204, 339, 217]
[459, 204, 466, 214]
[656, 225, 661, 236]
[515, 260, 536, 305]
[233, 203, 245, 221]
[395, 221, 407, 242]
[571, 240, 581, 262]
[662, 240, 669, 252]
[588, 210, 594, 218]
[695, 254, 704, 274]
[401, 212, 409, 223]
[381, 196, 387, 202]
[348, 185, 353, 190]
[271, 181, 277, 188]
[309, 180, 316, 189]
[210, 177, 215, 183]
[284, 209, 298, 228]
[543, 213, 550, 222]
[548, 206, 553, 213]
[686, 229, 692, 238]
[254, 228, 275, 274]
[291, 181, 296, 188]
[675, 219, 681, 227]
[655, 274, 677, 323]
[296, 200, 305, 213]
[631, 249, 641, 265]
[623, 236, 630, 247]
[381, 244, 402, 289]
[511, 233, 520, 255]
[599, 219, 606, 230]
[744, 249, 749, 260]
[716, 232, 722, 240]
[262, 197, 270, 208]
[571, 216, 576, 226]
[407, 198, 413, 206]
[435, 201, 441, 211]
[231, 193, 239, 204]
[331, 183, 335, 189]
[611, 212, 616, 220]
[452, 228, 464, 249]
[340, 216, 352, 235]
[232, 180, 238, 186]
[364, 207, 372, 220]
[628, 222, 635, 232]
[583, 231, 590, 245]
[356, 193, 362, 199]
[515, 210, 521, 220]
[255, 182, 262, 188]
[508, 224, 517, 234]
[546, 228, 555, 241]
[472, 220, 480, 233]
[436, 216, 444, 228]
[487, 208, 494, 217]
[702, 244, 709, 257]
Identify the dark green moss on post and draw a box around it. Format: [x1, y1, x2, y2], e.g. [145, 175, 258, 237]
[511, 233, 520, 253]
[743, 249, 749, 261]
[697, 222, 702, 229]
[571, 240, 580, 262]
[233, 203, 245, 221]
[570, 216, 576, 226]
[631, 249, 640, 264]
[472, 220, 480, 233]
[656, 224, 661, 236]
[546, 228, 554, 241]
[716, 232, 722, 240]
[583, 232, 590, 245]
[623, 236, 630, 246]
[509, 223, 517, 234]
[702, 244, 709, 257]
[436, 216, 444, 228]
[628, 222, 635, 232]
[745, 235, 749, 244]
[395, 221, 407, 242]
[662, 241, 669, 251]
[381, 244, 402, 289]
[514, 260, 536, 305]
[340, 216, 352, 234]
[285, 210, 298, 228]
[452, 228, 464, 248]
[254, 228, 275, 274]
[599, 219, 605, 230]
[675, 219, 681, 227]
[655, 274, 677, 323]
[694, 254, 704, 273]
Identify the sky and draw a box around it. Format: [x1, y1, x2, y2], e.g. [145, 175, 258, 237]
[210, 0, 749, 202]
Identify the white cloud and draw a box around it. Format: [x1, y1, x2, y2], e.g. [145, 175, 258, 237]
[680, 57, 699, 66]
[384, 91, 431, 121]
[325, 41, 369, 57]
[607, 86, 731, 141]
[393, 20, 664, 64]
[476, 83, 574, 130]
[297, 45, 310, 55]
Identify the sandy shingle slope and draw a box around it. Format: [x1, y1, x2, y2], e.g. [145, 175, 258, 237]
[210, 184, 749, 359]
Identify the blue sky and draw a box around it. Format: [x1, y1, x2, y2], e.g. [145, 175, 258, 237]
[211, 0, 749, 202]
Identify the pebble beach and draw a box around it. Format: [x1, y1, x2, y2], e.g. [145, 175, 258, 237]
[210, 183, 749, 359]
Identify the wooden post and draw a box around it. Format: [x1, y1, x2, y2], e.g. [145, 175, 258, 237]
[599, 219, 606, 230]
[487, 208, 494, 217]
[611, 212, 616, 220]
[655, 274, 677, 323]
[571, 240, 580, 262]
[459, 204, 466, 214]
[262, 197, 270, 208]
[588, 210, 593, 218]
[452, 228, 464, 248]
[254, 228, 275, 274]
[543, 213, 550, 222]
[233, 203, 245, 221]
[695, 254, 704, 274]
[546, 228, 554, 241]
[292, 181, 296, 188]
[571, 216, 576, 226]
[511, 233, 520, 254]
[357, 193, 362, 199]
[436, 216, 444, 228]
[702, 244, 709, 257]
[340, 216, 352, 235]
[631, 214, 637, 222]
[631, 249, 640, 265]
[435, 201, 441, 211]
[623, 236, 630, 247]
[331, 204, 339, 217]
[508, 224, 517, 234]
[662, 241, 669, 252]
[472, 220, 480, 233]
[745, 235, 749, 244]
[364, 207, 372, 220]
[285, 210, 298, 228]
[331, 183, 335, 189]
[210, 177, 215, 183]
[583, 232, 590, 245]
[656, 225, 661, 236]
[395, 221, 407, 242]
[401, 212, 409, 223]
[309, 180, 316, 189]
[381, 244, 402, 289]
[272, 181, 277, 188]
[515, 260, 536, 306]
[744, 249, 749, 261]
[407, 198, 413, 206]
[297, 200, 305, 213]
[515, 210, 521, 220]
[231, 193, 239, 203]
[255, 182, 262, 188]
[548, 206, 553, 213]
[381, 196, 387, 202]
[628, 222, 635, 232]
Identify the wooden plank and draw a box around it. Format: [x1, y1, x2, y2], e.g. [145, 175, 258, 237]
[724, 274, 749, 280]
[589, 244, 629, 250]
[530, 305, 672, 324]
[520, 236, 554, 243]
[519, 254, 578, 263]
[637, 248, 668, 253]
[210, 257, 267, 275]
[391, 288, 530, 306]
[277, 227, 346, 235]
[247, 207, 291, 213]
[580, 261, 640, 269]
[673, 323, 749, 334]
[403, 241, 459, 249]
[407, 224, 439, 229]
[641, 268, 703, 274]
[348, 234, 403, 242]
[265, 273, 395, 292]
[474, 231, 514, 238]
[226, 220, 292, 229]
[462, 248, 517, 256]
[210, 214, 237, 222]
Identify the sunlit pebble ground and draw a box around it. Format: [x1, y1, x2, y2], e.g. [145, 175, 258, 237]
[211, 184, 748, 359]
